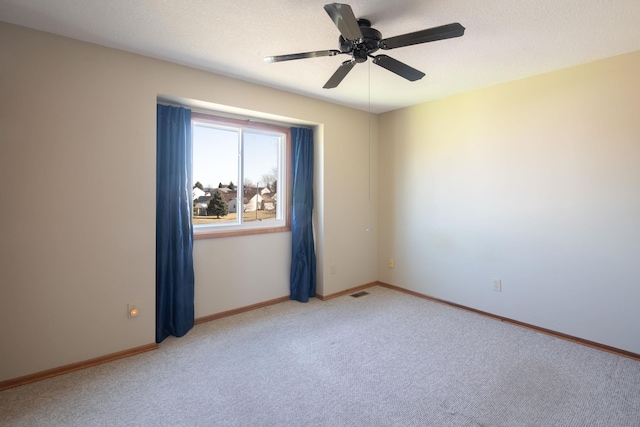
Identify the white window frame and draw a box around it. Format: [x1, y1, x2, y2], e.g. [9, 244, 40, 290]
[191, 112, 291, 239]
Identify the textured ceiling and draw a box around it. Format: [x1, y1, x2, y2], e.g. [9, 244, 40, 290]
[2, 0, 640, 113]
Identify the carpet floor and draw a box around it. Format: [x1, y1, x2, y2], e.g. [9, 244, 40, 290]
[1, 285, 639, 426]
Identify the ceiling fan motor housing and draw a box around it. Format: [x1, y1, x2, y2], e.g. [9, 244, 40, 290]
[339, 18, 381, 62]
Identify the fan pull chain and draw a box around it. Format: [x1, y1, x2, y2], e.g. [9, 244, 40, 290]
[366, 60, 372, 233]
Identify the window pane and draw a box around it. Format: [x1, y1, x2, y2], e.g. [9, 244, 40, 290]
[242, 131, 280, 223]
[189, 112, 290, 238]
[192, 125, 239, 225]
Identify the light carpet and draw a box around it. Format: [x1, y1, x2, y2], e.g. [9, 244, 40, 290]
[1, 286, 639, 426]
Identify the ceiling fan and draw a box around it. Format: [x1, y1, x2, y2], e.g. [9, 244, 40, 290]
[264, 3, 465, 89]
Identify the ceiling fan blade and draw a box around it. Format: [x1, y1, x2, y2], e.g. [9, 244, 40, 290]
[265, 49, 342, 63]
[380, 23, 465, 50]
[372, 55, 425, 81]
[323, 60, 356, 88]
[324, 3, 363, 41]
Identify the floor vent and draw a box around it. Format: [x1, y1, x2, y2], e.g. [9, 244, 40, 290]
[350, 291, 369, 298]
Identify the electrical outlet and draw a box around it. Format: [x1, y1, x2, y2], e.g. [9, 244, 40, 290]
[128, 303, 139, 318]
[388, 258, 394, 269]
[492, 279, 502, 292]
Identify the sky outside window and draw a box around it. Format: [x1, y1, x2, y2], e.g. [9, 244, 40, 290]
[192, 124, 280, 189]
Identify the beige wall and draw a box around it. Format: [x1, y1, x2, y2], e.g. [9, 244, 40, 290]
[0, 22, 378, 381]
[378, 51, 640, 353]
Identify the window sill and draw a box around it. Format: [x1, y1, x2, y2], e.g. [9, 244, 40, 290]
[193, 224, 291, 240]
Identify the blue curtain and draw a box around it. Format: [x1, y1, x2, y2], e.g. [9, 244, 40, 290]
[156, 104, 195, 343]
[290, 127, 316, 302]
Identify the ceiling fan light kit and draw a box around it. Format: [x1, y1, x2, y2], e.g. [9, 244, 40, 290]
[265, 3, 465, 89]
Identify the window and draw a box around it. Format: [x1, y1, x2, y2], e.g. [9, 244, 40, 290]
[191, 113, 291, 239]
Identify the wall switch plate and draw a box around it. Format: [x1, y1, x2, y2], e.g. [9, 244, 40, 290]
[388, 258, 394, 268]
[493, 279, 502, 292]
[330, 264, 336, 274]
